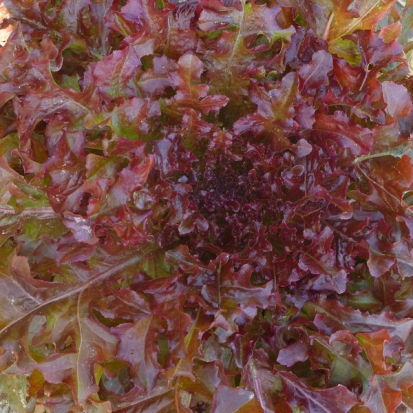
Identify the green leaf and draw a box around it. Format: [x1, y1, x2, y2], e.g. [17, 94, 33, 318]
[140, 249, 172, 279]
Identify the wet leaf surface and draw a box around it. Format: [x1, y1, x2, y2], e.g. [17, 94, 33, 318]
[0, 0, 412, 411]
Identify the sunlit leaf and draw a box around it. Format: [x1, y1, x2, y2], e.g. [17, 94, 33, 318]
[0, 0, 412, 410]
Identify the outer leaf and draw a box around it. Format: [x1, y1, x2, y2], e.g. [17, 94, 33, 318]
[63, 212, 99, 245]
[197, 1, 295, 87]
[210, 384, 264, 413]
[277, 371, 358, 413]
[111, 316, 164, 390]
[0, 249, 144, 338]
[398, 1, 413, 70]
[298, 226, 348, 294]
[135, 55, 177, 97]
[0, 375, 31, 412]
[1, 0, 413, 411]
[363, 375, 403, 413]
[307, 300, 413, 349]
[277, 340, 309, 368]
[311, 332, 370, 388]
[112, 385, 176, 412]
[201, 261, 273, 313]
[15, 88, 91, 154]
[329, 0, 398, 42]
[111, 97, 161, 140]
[243, 350, 279, 412]
[117, 0, 169, 50]
[92, 40, 154, 101]
[356, 329, 392, 375]
[363, 214, 413, 279]
[381, 81, 413, 120]
[75, 292, 119, 402]
[312, 111, 374, 156]
[298, 50, 333, 95]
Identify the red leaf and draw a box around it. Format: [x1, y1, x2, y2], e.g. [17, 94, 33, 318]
[75, 290, 120, 402]
[92, 40, 154, 101]
[329, 0, 398, 41]
[198, 94, 230, 115]
[15, 89, 90, 154]
[62, 212, 99, 245]
[313, 111, 374, 156]
[382, 81, 413, 121]
[364, 375, 403, 413]
[210, 385, 263, 413]
[278, 371, 358, 413]
[309, 300, 413, 349]
[136, 56, 177, 97]
[119, 0, 169, 44]
[277, 340, 309, 368]
[112, 316, 164, 390]
[170, 53, 208, 101]
[56, 236, 97, 264]
[2, 0, 413, 410]
[298, 50, 333, 95]
[298, 227, 348, 294]
[234, 73, 299, 137]
[201, 261, 273, 312]
[243, 350, 278, 412]
[380, 22, 403, 44]
[44, 134, 86, 213]
[111, 97, 161, 139]
[108, 153, 155, 206]
[356, 329, 392, 375]
[366, 219, 413, 278]
[197, 1, 295, 84]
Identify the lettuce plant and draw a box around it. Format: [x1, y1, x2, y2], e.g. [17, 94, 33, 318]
[1, 0, 413, 411]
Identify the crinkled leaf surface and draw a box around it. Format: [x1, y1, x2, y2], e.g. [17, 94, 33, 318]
[0, 0, 413, 411]
[277, 371, 358, 413]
